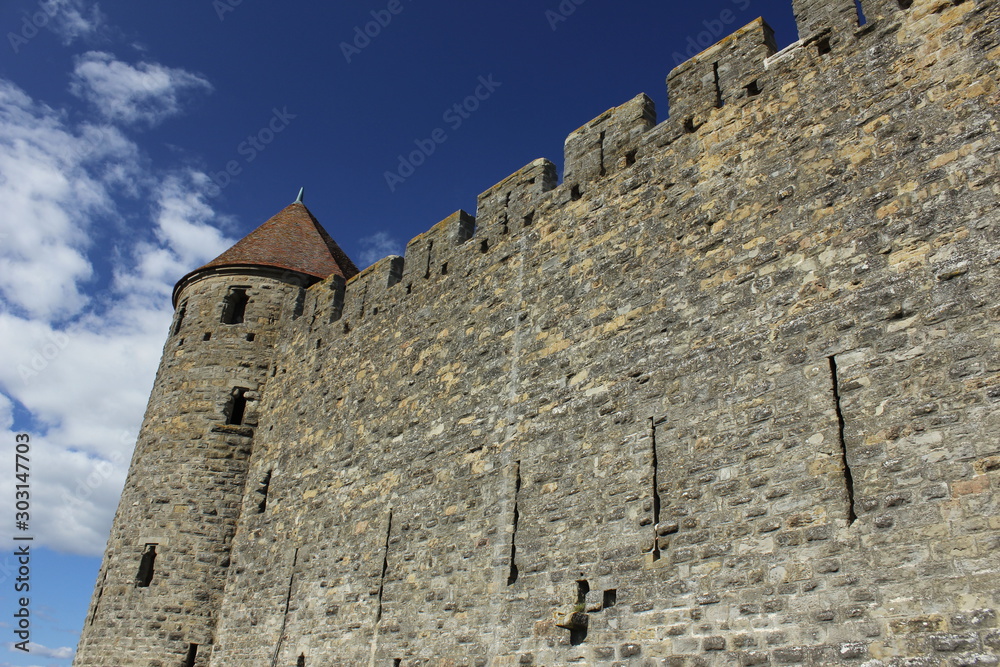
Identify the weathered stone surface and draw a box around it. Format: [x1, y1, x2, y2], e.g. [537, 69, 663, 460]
[77, 0, 1000, 665]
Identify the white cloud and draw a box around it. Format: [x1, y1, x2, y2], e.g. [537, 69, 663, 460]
[115, 174, 232, 300]
[69, 51, 212, 127]
[0, 77, 234, 556]
[2, 641, 74, 659]
[42, 0, 105, 44]
[357, 231, 404, 268]
[8, 0, 104, 54]
[0, 80, 140, 321]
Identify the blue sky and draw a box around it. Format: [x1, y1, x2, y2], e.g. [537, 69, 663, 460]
[0, 0, 799, 663]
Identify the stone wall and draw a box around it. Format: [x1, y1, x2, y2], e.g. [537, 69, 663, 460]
[211, 1, 1000, 664]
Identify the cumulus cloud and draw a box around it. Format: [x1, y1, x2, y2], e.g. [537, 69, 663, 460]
[357, 231, 404, 268]
[115, 174, 232, 300]
[0, 80, 139, 321]
[0, 77, 234, 556]
[2, 641, 74, 659]
[69, 52, 212, 127]
[42, 0, 105, 44]
[8, 0, 104, 54]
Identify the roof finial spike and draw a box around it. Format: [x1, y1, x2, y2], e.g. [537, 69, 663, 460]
[295, 187, 305, 204]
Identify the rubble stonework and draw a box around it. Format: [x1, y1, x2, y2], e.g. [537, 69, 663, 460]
[76, 1, 1000, 665]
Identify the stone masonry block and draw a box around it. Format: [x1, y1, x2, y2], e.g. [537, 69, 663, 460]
[667, 19, 777, 128]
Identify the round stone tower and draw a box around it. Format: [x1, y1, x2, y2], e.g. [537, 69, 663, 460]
[74, 196, 358, 667]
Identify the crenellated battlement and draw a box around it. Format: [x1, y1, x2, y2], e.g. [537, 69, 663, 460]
[304, 0, 928, 334]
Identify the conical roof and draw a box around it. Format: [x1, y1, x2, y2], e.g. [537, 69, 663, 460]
[173, 201, 359, 305]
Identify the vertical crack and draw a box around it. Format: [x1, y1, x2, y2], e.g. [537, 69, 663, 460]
[270, 547, 299, 667]
[507, 462, 521, 586]
[376, 510, 393, 622]
[829, 356, 857, 524]
[649, 418, 664, 560]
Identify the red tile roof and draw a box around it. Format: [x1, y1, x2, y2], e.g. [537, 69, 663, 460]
[173, 202, 359, 304]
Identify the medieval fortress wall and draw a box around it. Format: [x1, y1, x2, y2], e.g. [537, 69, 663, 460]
[76, 0, 1000, 665]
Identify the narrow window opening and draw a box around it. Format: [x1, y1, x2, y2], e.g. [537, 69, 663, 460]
[246, 333, 256, 342]
[576, 579, 590, 605]
[173, 302, 187, 336]
[406, 283, 413, 294]
[221, 288, 249, 324]
[598, 130, 607, 177]
[292, 288, 306, 320]
[624, 150, 637, 167]
[559, 579, 589, 645]
[423, 241, 434, 279]
[135, 544, 157, 587]
[603, 589, 617, 609]
[376, 511, 393, 622]
[712, 62, 723, 108]
[89, 570, 108, 625]
[507, 462, 521, 586]
[571, 185, 582, 201]
[898, 0, 912, 7]
[480, 239, 489, 254]
[817, 37, 832, 55]
[746, 80, 761, 97]
[523, 211, 535, 227]
[343, 322, 351, 334]
[854, 0, 868, 24]
[829, 356, 857, 524]
[226, 388, 248, 426]
[203, 332, 212, 341]
[296, 655, 305, 667]
[316, 338, 322, 349]
[441, 262, 448, 276]
[257, 470, 272, 514]
[178, 338, 185, 347]
[683, 117, 697, 134]
[183, 643, 198, 667]
[649, 418, 663, 561]
[393, 660, 402, 667]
